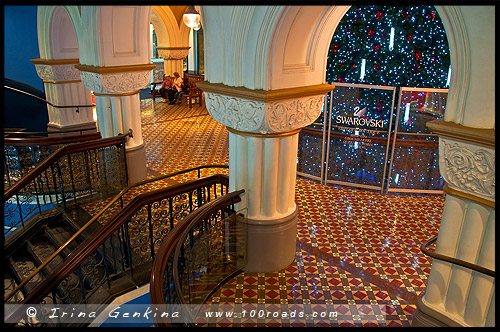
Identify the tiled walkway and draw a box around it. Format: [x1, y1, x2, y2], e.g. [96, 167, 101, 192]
[139, 97, 444, 327]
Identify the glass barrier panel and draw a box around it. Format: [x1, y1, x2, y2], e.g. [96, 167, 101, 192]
[325, 83, 396, 191]
[296, 95, 328, 181]
[182, 208, 247, 305]
[387, 88, 448, 193]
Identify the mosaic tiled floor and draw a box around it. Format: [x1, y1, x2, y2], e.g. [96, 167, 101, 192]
[125, 97, 445, 327]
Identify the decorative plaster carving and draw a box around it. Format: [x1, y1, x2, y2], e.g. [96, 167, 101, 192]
[205, 92, 265, 132]
[439, 138, 495, 201]
[80, 70, 151, 94]
[157, 48, 190, 60]
[204, 92, 325, 134]
[35, 64, 81, 82]
[266, 95, 324, 132]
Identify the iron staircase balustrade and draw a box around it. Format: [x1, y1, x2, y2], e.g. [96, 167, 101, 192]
[4, 132, 131, 236]
[4, 132, 103, 190]
[4, 173, 230, 327]
[150, 189, 244, 328]
[420, 235, 495, 278]
[4, 164, 227, 304]
[4, 132, 132, 202]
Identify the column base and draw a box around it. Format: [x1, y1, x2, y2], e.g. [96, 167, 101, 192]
[242, 208, 297, 273]
[412, 297, 465, 327]
[125, 144, 147, 184]
[47, 121, 97, 136]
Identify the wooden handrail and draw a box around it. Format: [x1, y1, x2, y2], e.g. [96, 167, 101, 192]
[4, 132, 102, 146]
[421, 235, 495, 278]
[150, 189, 244, 327]
[3, 133, 130, 202]
[4, 174, 230, 325]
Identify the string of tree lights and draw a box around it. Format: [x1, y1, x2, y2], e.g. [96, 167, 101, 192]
[326, 5, 451, 88]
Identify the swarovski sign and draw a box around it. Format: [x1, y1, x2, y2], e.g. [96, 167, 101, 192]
[335, 106, 385, 128]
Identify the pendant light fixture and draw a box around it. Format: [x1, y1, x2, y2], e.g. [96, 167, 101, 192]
[183, 5, 201, 29]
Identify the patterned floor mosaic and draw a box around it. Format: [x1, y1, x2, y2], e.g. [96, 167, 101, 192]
[123, 98, 445, 327]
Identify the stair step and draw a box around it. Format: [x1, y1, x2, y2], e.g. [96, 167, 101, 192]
[27, 238, 64, 274]
[44, 224, 83, 258]
[4, 275, 25, 303]
[9, 255, 45, 294]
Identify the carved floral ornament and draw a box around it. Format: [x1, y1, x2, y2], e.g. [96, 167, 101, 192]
[439, 138, 495, 201]
[204, 92, 325, 134]
[80, 70, 151, 94]
[157, 48, 190, 60]
[35, 64, 82, 82]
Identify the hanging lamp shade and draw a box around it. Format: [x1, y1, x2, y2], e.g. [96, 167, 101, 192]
[183, 6, 201, 28]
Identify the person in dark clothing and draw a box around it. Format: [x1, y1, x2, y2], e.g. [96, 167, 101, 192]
[159, 75, 174, 103]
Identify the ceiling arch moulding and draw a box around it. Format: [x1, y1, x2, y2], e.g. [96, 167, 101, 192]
[151, 6, 190, 50]
[37, 6, 83, 60]
[268, 5, 349, 90]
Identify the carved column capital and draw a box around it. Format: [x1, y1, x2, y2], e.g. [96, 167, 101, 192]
[31, 58, 81, 83]
[157, 47, 190, 60]
[199, 82, 334, 135]
[75, 63, 156, 95]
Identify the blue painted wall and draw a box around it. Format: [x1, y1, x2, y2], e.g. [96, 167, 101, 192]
[4, 5, 50, 131]
[4, 5, 42, 90]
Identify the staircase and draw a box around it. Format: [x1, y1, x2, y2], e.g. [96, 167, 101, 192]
[5, 205, 111, 306]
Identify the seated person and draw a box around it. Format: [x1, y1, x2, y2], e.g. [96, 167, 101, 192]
[171, 72, 185, 105]
[159, 75, 174, 103]
[174, 80, 189, 105]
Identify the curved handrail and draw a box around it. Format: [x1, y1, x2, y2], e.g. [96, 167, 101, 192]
[4, 78, 44, 94]
[4, 164, 228, 303]
[4, 132, 102, 145]
[150, 189, 244, 327]
[421, 235, 495, 278]
[5, 85, 95, 109]
[4, 174, 230, 325]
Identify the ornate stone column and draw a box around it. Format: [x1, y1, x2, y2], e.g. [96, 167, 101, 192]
[156, 47, 190, 76]
[30, 58, 96, 134]
[198, 81, 334, 272]
[76, 63, 156, 184]
[413, 119, 495, 327]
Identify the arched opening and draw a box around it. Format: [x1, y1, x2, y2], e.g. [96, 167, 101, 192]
[294, 5, 452, 194]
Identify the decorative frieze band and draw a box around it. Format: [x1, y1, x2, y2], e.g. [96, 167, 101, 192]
[439, 137, 495, 202]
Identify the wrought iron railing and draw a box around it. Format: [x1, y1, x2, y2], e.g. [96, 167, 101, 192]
[150, 189, 245, 327]
[4, 132, 102, 187]
[4, 133, 130, 237]
[4, 173, 230, 327]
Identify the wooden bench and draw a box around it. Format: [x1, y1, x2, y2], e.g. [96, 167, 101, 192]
[150, 81, 163, 100]
[181, 80, 203, 108]
[181, 73, 204, 108]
